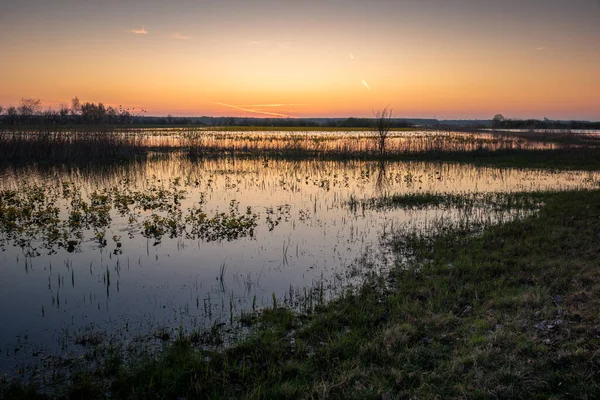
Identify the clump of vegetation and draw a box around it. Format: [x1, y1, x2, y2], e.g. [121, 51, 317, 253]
[186, 200, 257, 242]
[0, 178, 259, 254]
[373, 106, 393, 156]
[0, 128, 152, 162]
[352, 191, 549, 212]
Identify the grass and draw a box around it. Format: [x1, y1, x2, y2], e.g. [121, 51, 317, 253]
[0, 129, 151, 162]
[353, 191, 549, 211]
[392, 147, 600, 170]
[3, 127, 600, 170]
[3, 189, 600, 399]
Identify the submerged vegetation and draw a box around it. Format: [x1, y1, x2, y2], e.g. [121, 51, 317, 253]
[0, 178, 259, 254]
[2, 189, 600, 398]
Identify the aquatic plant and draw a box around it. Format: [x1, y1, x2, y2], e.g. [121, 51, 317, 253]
[2, 126, 599, 165]
[0, 178, 259, 254]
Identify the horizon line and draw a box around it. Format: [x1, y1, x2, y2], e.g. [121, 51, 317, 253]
[133, 114, 600, 122]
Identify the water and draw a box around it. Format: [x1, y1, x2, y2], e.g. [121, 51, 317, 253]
[1, 153, 599, 375]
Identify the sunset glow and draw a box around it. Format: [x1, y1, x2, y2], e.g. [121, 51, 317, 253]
[1, 0, 599, 119]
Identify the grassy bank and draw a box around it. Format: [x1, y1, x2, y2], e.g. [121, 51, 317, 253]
[3, 189, 600, 399]
[352, 191, 549, 211]
[390, 148, 600, 170]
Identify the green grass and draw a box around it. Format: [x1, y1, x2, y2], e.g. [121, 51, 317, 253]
[3, 189, 600, 399]
[353, 191, 550, 211]
[392, 148, 600, 170]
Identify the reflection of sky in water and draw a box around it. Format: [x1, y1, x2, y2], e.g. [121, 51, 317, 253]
[138, 129, 568, 152]
[13, 128, 597, 153]
[0, 157, 599, 373]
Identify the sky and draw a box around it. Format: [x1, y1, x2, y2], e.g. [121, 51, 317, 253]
[0, 0, 599, 120]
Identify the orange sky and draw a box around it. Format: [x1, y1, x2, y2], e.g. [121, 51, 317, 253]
[0, 0, 599, 120]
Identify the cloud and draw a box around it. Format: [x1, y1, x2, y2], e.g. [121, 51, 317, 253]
[362, 80, 371, 90]
[172, 32, 190, 40]
[212, 102, 295, 118]
[536, 46, 546, 51]
[350, 52, 355, 60]
[130, 27, 148, 35]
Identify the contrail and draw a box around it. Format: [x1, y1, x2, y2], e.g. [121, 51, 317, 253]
[362, 80, 371, 90]
[237, 103, 305, 107]
[212, 102, 295, 118]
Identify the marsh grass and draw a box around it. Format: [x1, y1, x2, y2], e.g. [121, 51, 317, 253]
[180, 130, 560, 158]
[0, 128, 151, 162]
[488, 128, 600, 147]
[353, 191, 549, 211]
[4, 189, 600, 399]
[3, 127, 600, 169]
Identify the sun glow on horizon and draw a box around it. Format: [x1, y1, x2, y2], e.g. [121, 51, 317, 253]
[0, 0, 598, 120]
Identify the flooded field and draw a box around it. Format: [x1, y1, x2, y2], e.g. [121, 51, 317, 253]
[3, 128, 600, 163]
[128, 128, 589, 152]
[1, 149, 600, 375]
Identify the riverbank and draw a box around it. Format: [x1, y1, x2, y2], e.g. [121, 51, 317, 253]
[3, 189, 599, 399]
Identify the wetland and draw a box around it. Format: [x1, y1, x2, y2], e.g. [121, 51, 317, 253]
[1, 127, 600, 399]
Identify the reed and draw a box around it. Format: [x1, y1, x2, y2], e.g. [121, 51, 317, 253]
[2, 127, 598, 164]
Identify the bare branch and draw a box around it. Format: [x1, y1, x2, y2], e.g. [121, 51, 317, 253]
[373, 106, 393, 155]
[18, 98, 42, 116]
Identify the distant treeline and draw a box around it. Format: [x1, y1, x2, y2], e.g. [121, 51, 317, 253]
[0, 98, 598, 129]
[0, 113, 416, 128]
[0, 98, 141, 126]
[491, 118, 600, 130]
[0, 98, 415, 128]
[0, 102, 414, 128]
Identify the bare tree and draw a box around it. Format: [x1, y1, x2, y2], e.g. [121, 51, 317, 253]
[373, 106, 393, 156]
[0, 105, 4, 115]
[71, 96, 81, 115]
[18, 98, 42, 116]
